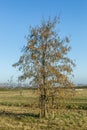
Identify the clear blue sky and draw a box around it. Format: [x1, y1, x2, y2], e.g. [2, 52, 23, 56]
[0, 0, 87, 84]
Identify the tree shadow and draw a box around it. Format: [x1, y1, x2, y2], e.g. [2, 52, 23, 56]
[0, 111, 40, 118]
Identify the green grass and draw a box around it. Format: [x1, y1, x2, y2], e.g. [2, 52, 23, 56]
[0, 87, 86, 130]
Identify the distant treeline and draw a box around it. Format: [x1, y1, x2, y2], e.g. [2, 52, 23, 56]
[76, 85, 87, 89]
[0, 85, 87, 91]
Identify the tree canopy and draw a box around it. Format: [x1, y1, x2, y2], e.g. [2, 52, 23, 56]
[13, 17, 75, 87]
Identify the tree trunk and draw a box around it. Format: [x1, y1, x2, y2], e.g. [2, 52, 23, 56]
[39, 87, 48, 118]
[51, 95, 55, 118]
[40, 43, 48, 118]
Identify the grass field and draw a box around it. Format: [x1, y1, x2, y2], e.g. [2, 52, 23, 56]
[0, 87, 87, 130]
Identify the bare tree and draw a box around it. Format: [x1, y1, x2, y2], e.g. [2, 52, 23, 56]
[13, 17, 75, 118]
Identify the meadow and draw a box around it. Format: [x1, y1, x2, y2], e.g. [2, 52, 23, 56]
[0, 87, 87, 130]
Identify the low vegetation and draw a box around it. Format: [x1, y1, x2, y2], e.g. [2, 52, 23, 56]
[0, 87, 86, 130]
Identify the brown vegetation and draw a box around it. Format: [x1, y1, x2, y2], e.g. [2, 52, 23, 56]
[0, 88, 86, 129]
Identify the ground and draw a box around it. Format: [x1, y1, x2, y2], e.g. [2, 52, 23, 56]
[0, 87, 86, 130]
